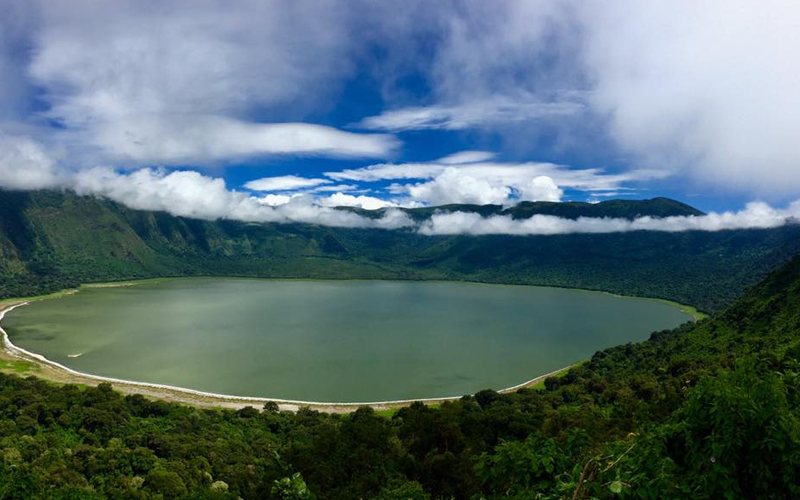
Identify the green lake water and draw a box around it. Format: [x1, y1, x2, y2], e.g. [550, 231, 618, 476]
[2, 279, 690, 402]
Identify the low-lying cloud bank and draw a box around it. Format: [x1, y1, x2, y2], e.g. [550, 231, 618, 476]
[3, 164, 411, 230]
[420, 202, 800, 236]
[1, 146, 798, 235]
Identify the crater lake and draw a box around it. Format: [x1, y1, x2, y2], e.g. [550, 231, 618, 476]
[2, 279, 691, 402]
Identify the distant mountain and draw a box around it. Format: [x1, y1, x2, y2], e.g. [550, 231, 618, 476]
[1, 189, 799, 312]
[340, 197, 705, 221]
[501, 197, 705, 219]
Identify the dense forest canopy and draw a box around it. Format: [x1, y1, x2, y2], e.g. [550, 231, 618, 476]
[2, 246, 800, 499]
[2, 189, 800, 498]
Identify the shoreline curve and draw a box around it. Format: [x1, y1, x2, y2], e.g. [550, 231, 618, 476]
[0, 302, 576, 409]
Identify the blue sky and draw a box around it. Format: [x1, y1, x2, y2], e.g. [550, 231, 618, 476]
[1, 0, 799, 227]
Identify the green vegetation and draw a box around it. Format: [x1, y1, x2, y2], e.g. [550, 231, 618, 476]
[651, 299, 708, 321]
[0, 288, 79, 309]
[1, 254, 800, 498]
[527, 361, 588, 391]
[2, 189, 800, 312]
[0, 359, 37, 374]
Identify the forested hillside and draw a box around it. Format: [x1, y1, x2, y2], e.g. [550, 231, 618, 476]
[1, 189, 799, 312]
[345, 196, 704, 221]
[2, 246, 800, 499]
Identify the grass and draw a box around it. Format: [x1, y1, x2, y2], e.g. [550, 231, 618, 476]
[0, 278, 170, 310]
[0, 359, 39, 374]
[81, 277, 171, 289]
[653, 298, 709, 321]
[0, 288, 80, 309]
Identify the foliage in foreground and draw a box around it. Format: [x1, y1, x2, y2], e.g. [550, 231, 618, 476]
[1, 258, 800, 498]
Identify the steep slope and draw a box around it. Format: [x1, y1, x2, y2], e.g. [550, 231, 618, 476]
[1, 244, 800, 499]
[1, 189, 799, 312]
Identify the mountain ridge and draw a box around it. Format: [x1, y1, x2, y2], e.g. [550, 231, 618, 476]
[339, 196, 705, 221]
[0, 189, 798, 313]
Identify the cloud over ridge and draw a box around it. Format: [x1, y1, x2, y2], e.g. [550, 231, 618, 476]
[1, 0, 799, 228]
[0, 145, 797, 236]
[419, 202, 800, 236]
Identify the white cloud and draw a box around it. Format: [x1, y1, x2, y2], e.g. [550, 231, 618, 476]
[0, 134, 796, 236]
[357, 1, 800, 198]
[576, 0, 800, 197]
[406, 171, 565, 207]
[518, 176, 563, 202]
[328, 163, 444, 183]
[328, 157, 665, 192]
[23, 0, 397, 164]
[327, 155, 664, 205]
[319, 193, 397, 210]
[3, 0, 799, 198]
[257, 194, 296, 207]
[438, 151, 496, 165]
[269, 196, 412, 229]
[366, 0, 800, 197]
[420, 201, 800, 236]
[68, 167, 413, 229]
[244, 175, 331, 192]
[407, 168, 512, 206]
[358, 95, 584, 131]
[29, 1, 352, 119]
[72, 168, 267, 221]
[311, 184, 359, 193]
[0, 134, 63, 190]
[80, 115, 398, 164]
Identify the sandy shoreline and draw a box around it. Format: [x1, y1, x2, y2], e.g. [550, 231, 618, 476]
[0, 302, 576, 413]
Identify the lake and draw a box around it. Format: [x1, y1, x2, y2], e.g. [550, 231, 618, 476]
[2, 279, 690, 402]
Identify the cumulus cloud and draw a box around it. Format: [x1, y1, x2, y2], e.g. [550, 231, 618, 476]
[257, 194, 296, 207]
[21, 0, 397, 164]
[328, 157, 665, 192]
[244, 175, 332, 192]
[518, 176, 563, 203]
[319, 193, 397, 210]
[354, 1, 800, 198]
[68, 167, 415, 229]
[2, 0, 799, 205]
[1, 134, 797, 236]
[328, 155, 663, 205]
[0, 136, 411, 230]
[0, 134, 63, 190]
[358, 0, 800, 197]
[420, 202, 800, 236]
[406, 170, 562, 207]
[407, 168, 512, 206]
[71, 168, 263, 221]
